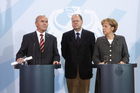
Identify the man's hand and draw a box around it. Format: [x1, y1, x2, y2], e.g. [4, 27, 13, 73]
[98, 62, 107, 64]
[53, 61, 60, 65]
[16, 58, 24, 64]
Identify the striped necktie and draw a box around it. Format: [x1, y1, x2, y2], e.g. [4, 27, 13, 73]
[40, 34, 45, 52]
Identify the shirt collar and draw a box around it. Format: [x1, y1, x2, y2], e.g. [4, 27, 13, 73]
[36, 30, 45, 36]
[74, 28, 82, 35]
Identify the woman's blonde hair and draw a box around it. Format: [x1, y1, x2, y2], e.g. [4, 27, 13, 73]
[101, 18, 118, 33]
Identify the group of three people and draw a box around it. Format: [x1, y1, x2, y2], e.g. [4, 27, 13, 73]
[16, 14, 129, 93]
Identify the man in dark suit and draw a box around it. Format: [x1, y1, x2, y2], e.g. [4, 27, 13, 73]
[61, 14, 95, 93]
[16, 15, 60, 65]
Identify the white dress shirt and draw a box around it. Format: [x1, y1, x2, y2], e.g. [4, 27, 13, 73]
[74, 28, 82, 39]
[36, 30, 45, 43]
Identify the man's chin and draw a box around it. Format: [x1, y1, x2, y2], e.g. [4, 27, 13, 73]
[74, 28, 81, 31]
[42, 29, 47, 31]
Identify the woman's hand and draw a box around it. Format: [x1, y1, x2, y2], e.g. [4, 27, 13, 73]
[119, 61, 126, 64]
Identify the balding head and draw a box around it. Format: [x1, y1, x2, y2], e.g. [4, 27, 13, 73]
[35, 15, 48, 33]
[35, 15, 48, 23]
[71, 14, 83, 21]
[71, 14, 83, 31]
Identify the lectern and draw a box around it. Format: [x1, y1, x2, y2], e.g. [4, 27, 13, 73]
[16, 64, 61, 93]
[93, 64, 137, 93]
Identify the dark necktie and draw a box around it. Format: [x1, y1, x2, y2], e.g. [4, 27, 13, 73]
[76, 33, 80, 40]
[40, 34, 45, 52]
[76, 33, 80, 47]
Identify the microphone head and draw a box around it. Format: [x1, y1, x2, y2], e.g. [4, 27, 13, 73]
[24, 56, 33, 61]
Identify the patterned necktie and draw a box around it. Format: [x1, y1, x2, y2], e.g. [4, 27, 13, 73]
[40, 34, 45, 52]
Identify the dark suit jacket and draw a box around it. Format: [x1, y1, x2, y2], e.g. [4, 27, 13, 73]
[93, 34, 129, 64]
[16, 31, 60, 65]
[61, 29, 95, 79]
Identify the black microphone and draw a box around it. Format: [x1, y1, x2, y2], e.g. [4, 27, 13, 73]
[32, 42, 36, 64]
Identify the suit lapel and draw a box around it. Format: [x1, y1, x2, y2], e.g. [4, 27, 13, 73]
[111, 34, 119, 47]
[71, 30, 75, 41]
[44, 33, 50, 53]
[70, 30, 78, 48]
[78, 29, 86, 47]
[80, 29, 85, 41]
[71, 29, 86, 48]
[31, 31, 41, 53]
[102, 36, 110, 46]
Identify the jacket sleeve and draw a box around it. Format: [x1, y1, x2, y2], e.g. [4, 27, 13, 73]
[91, 33, 96, 57]
[92, 38, 101, 64]
[16, 35, 28, 60]
[53, 37, 60, 62]
[61, 33, 68, 60]
[121, 36, 129, 63]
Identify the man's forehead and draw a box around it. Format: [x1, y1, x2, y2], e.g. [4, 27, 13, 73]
[72, 15, 80, 18]
[36, 16, 48, 22]
[38, 16, 47, 20]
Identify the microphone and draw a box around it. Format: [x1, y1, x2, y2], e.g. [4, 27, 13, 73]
[11, 56, 33, 66]
[33, 42, 36, 64]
